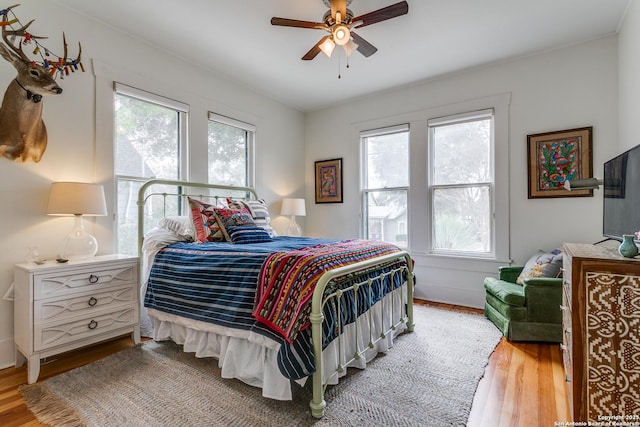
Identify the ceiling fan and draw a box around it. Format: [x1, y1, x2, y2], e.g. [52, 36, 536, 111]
[271, 0, 409, 60]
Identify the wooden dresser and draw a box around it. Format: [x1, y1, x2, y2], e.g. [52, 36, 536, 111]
[561, 243, 640, 423]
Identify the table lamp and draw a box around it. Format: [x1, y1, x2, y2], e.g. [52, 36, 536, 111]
[46, 182, 107, 260]
[281, 198, 306, 237]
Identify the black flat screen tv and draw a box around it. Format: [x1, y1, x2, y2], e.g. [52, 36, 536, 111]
[603, 143, 640, 241]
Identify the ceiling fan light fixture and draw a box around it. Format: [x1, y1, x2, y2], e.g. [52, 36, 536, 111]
[271, 0, 409, 61]
[319, 37, 336, 57]
[333, 24, 351, 45]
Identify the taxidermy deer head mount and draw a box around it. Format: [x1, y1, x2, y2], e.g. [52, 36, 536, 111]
[0, 4, 83, 163]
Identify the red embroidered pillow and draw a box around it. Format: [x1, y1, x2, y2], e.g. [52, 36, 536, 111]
[188, 197, 226, 242]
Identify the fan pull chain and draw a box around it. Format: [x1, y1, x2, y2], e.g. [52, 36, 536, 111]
[337, 53, 352, 79]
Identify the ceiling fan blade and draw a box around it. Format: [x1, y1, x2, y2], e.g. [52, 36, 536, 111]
[351, 32, 378, 57]
[352, 1, 409, 29]
[271, 17, 327, 30]
[331, 0, 347, 21]
[302, 36, 330, 60]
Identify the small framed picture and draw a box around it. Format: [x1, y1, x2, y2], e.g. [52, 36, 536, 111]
[527, 126, 593, 199]
[315, 158, 343, 204]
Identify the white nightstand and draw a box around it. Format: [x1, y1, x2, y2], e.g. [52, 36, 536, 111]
[13, 254, 140, 384]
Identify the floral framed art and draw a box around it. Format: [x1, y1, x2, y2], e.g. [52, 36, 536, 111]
[527, 126, 593, 199]
[315, 158, 343, 203]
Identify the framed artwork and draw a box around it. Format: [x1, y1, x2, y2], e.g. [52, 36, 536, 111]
[315, 158, 343, 203]
[527, 126, 593, 199]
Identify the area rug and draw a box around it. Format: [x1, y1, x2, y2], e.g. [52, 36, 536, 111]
[21, 305, 502, 427]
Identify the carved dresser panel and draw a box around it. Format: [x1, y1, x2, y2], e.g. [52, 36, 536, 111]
[562, 243, 640, 423]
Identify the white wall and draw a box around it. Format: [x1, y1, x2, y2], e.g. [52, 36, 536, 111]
[0, 0, 304, 368]
[619, 0, 640, 152]
[305, 36, 620, 308]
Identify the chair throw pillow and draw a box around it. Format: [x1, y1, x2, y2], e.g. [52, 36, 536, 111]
[516, 249, 563, 285]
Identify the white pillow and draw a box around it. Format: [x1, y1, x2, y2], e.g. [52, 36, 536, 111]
[143, 227, 185, 252]
[158, 216, 195, 242]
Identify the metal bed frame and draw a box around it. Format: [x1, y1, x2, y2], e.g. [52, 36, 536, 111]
[137, 178, 414, 418]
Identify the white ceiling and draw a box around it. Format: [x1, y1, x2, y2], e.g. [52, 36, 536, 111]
[52, 0, 630, 112]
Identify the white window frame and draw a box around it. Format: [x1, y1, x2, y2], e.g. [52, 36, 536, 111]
[355, 92, 510, 265]
[115, 83, 189, 182]
[113, 83, 189, 254]
[427, 109, 495, 258]
[361, 124, 410, 246]
[207, 112, 256, 188]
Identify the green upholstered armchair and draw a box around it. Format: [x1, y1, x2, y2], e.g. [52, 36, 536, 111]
[484, 265, 563, 342]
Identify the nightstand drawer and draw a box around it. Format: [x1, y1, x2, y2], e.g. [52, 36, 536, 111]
[34, 263, 137, 300]
[34, 285, 136, 324]
[34, 305, 137, 351]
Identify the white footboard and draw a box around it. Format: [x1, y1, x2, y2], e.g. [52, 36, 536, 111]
[309, 251, 414, 418]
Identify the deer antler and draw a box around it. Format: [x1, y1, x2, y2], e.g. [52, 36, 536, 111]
[1, 4, 47, 63]
[61, 32, 81, 67]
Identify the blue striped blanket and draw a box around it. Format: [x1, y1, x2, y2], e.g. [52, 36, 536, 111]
[144, 237, 405, 380]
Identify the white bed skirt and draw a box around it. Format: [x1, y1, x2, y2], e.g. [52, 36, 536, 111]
[146, 285, 408, 401]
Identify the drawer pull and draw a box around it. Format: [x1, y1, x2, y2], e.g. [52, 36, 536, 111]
[88, 297, 98, 307]
[88, 320, 98, 330]
[560, 344, 567, 351]
[88, 274, 99, 284]
[565, 374, 572, 382]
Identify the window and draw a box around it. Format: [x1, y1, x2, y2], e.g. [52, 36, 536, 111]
[428, 109, 493, 255]
[208, 113, 255, 187]
[361, 125, 409, 247]
[114, 84, 188, 255]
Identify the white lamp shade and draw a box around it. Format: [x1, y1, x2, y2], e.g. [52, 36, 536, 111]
[319, 38, 335, 57]
[343, 39, 359, 56]
[281, 198, 306, 217]
[46, 182, 107, 216]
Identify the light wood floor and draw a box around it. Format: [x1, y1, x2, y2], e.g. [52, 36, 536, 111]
[423, 301, 570, 427]
[0, 301, 569, 427]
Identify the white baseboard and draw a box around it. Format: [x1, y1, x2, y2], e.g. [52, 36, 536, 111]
[411, 259, 489, 309]
[0, 337, 15, 370]
[415, 284, 485, 309]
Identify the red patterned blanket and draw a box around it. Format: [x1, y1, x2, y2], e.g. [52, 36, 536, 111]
[252, 239, 401, 343]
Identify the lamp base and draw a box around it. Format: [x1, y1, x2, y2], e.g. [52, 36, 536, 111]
[60, 215, 98, 260]
[286, 216, 302, 237]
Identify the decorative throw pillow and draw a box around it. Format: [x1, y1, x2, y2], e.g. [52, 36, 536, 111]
[211, 206, 255, 242]
[158, 216, 195, 242]
[516, 249, 563, 285]
[227, 225, 273, 244]
[188, 197, 227, 242]
[227, 198, 276, 237]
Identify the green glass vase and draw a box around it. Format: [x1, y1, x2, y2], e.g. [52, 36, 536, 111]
[618, 234, 639, 258]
